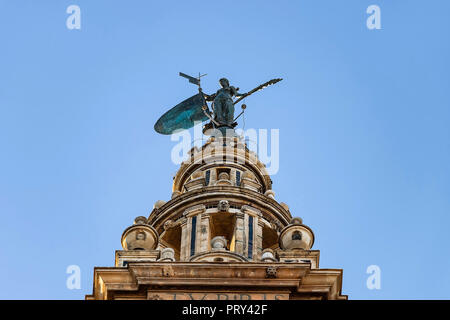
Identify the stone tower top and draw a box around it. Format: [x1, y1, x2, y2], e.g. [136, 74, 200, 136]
[86, 75, 346, 300]
[172, 135, 272, 195]
[141, 135, 314, 264]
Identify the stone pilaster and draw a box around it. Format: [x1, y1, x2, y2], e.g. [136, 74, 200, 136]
[256, 220, 264, 258]
[197, 213, 211, 253]
[180, 218, 189, 261]
[243, 213, 249, 258]
[241, 205, 262, 260]
[234, 212, 245, 256]
[183, 205, 206, 258]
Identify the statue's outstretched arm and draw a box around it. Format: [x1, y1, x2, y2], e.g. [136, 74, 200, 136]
[204, 93, 216, 102]
[231, 86, 246, 98]
[198, 88, 215, 101]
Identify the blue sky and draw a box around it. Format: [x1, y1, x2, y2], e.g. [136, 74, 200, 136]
[0, 0, 449, 299]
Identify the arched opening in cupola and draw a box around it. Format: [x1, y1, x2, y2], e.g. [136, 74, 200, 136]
[209, 211, 236, 251]
[159, 226, 182, 261]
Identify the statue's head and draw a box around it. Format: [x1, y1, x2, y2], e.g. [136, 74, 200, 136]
[219, 78, 230, 88]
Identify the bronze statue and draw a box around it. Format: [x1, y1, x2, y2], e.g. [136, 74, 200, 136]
[203, 78, 246, 128]
[154, 73, 282, 135]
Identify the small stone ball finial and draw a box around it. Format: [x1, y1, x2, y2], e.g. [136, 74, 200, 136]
[153, 200, 166, 209]
[290, 217, 303, 225]
[261, 248, 277, 262]
[134, 216, 148, 225]
[158, 248, 176, 261]
[261, 251, 274, 260]
[211, 236, 227, 250]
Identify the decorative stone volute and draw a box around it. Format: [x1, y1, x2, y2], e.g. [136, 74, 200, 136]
[279, 218, 314, 250]
[121, 216, 159, 251]
[264, 190, 276, 199]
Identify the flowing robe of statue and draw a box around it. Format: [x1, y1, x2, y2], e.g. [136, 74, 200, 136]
[213, 86, 237, 126]
[205, 78, 244, 128]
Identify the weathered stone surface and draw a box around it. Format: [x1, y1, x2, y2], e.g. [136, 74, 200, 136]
[146, 292, 289, 300]
[86, 262, 346, 300]
[87, 136, 346, 300]
[121, 223, 159, 251]
[279, 223, 314, 250]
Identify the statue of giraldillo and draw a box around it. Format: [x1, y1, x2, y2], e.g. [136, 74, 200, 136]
[202, 78, 246, 128]
[153, 73, 282, 136]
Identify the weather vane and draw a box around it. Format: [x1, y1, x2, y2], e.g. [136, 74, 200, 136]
[154, 73, 282, 135]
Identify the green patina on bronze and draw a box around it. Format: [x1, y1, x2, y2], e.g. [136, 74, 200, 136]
[154, 93, 208, 135]
[154, 73, 282, 136]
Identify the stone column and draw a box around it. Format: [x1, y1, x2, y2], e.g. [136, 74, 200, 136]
[241, 205, 262, 260]
[180, 218, 189, 261]
[181, 204, 206, 259]
[256, 220, 264, 259]
[234, 212, 245, 256]
[243, 213, 250, 258]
